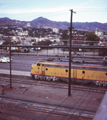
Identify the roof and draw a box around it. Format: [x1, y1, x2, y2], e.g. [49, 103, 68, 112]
[38, 59, 107, 67]
[72, 35, 84, 40]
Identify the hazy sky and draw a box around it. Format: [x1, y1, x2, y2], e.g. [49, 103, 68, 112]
[0, 0, 107, 23]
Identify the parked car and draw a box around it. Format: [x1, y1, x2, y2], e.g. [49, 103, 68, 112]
[20, 48, 30, 53]
[16, 48, 30, 53]
[31, 47, 41, 51]
[0, 57, 12, 63]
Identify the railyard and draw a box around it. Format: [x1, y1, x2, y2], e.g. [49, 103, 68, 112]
[0, 72, 105, 120]
[0, 48, 107, 120]
[0, 2, 107, 118]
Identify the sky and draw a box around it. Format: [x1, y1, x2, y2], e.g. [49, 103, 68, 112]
[0, 0, 107, 23]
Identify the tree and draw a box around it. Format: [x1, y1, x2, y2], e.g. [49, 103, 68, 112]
[60, 31, 69, 45]
[84, 32, 100, 45]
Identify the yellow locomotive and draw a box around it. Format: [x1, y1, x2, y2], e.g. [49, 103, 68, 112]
[31, 60, 107, 86]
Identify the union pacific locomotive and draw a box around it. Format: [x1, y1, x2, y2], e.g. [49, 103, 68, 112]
[31, 59, 107, 86]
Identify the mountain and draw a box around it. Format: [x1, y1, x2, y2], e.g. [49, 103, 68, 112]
[73, 22, 107, 31]
[30, 17, 107, 31]
[30, 17, 70, 29]
[0, 17, 27, 27]
[0, 17, 107, 31]
[0, 17, 11, 20]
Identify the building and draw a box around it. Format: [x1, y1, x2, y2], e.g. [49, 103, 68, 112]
[52, 28, 59, 33]
[18, 31, 28, 36]
[95, 28, 107, 45]
[95, 28, 103, 36]
[27, 22, 31, 27]
[72, 35, 85, 45]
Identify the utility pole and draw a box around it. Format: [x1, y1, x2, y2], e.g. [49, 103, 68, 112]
[68, 9, 75, 96]
[9, 37, 12, 88]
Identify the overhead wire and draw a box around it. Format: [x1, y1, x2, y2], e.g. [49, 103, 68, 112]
[43, 61, 106, 120]
[43, 73, 96, 120]
[60, 69, 102, 119]
[60, 81, 95, 120]
[67, 83, 97, 120]
[12, 7, 107, 21]
[61, 69, 107, 119]
[42, 73, 90, 120]
[43, 96, 70, 120]
[14, 10, 69, 21]
[75, 73, 107, 120]
[75, 85, 103, 120]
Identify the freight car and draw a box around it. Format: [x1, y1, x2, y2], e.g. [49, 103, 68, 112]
[31, 60, 107, 86]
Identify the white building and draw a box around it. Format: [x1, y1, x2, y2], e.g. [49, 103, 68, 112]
[52, 28, 59, 33]
[27, 22, 31, 27]
[95, 28, 103, 36]
[95, 28, 107, 45]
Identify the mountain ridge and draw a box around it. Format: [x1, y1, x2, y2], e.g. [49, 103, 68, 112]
[0, 17, 107, 31]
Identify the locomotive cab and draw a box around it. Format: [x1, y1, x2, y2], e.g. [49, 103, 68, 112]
[31, 62, 40, 78]
[31, 62, 46, 79]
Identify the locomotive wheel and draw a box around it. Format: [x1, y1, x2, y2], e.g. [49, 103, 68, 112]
[43, 76, 46, 80]
[39, 76, 45, 80]
[46, 77, 51, 81]
[98, 82, 101, 86]
[103, 82, 107, 87]
[95, 81, 99, 86]
[34, 75, 39, 80]
[40, 76, 43, 80]
[53, 77, 59, 81]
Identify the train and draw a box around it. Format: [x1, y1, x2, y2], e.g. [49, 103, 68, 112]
[31, 59, 107, 86]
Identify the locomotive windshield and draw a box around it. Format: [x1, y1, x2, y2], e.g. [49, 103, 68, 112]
[37, 63, 40, 66]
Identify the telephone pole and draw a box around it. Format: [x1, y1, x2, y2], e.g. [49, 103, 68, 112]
[9, 37, 12, 88]
[68, 9, 75, 96]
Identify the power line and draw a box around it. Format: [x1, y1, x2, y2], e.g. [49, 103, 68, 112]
[14, 10, 69, 21]
[11, 8, 107, 22]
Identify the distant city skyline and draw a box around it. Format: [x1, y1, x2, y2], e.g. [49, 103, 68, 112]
[0, 0, 107, 23]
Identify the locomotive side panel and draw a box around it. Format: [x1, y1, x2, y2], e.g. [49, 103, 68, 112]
[31, 61, 107, 86]
[75, 66, 107, 82]
[45, 64, 68, 78]
[58, 65, 68, 78]
[45, 64, 55, 77]
[94, 71, 107, 82]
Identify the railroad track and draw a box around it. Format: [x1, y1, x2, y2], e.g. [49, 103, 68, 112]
[0, 74, 104, 120]
[0, 97, 95, 120]
[0, 74, 106, 94]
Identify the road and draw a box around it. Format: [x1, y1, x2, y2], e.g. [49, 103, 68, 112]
[0, 52, 105, 120]
[0, 52, 105, 72]
[0, 55, 41, 72]
[0, 47, 106, 73]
